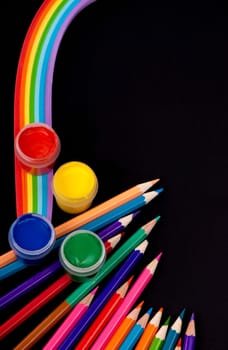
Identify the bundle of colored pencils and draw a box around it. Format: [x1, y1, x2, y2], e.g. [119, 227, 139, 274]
[0, 180, 196, 350]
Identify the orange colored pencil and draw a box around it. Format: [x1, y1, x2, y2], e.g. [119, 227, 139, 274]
[0, 274, 72, 340]
[75, 278, 133, 350]
[135, 307, 163, 350]
[104, 301, 144, 350]
[0, 179, 159, 267]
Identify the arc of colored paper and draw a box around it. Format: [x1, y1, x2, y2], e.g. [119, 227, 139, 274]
[14, 0, 96, 219]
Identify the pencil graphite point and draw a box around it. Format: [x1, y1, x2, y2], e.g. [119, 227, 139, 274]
[156, 188, 164, 194]
[179, 308, 186, 320]
[156, 252, 163, 261]
[127, 275, 134, 285]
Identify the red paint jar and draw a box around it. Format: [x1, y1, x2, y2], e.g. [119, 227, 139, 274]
[15, 123, 61, 175]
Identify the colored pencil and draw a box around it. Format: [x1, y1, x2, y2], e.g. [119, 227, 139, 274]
[74, 278, 133, 350]
[0, 210, 138, 279]
[0, 274, 72, 340]
[90, 252, 162, 350]
[104, 301, 144, 350]
[97, 210, 140, 241]
[149, 316, 171, 350]
[174, 337, 182, 350]
[162, 309, 185, 350]
[13, 218, 158, 350]
[104, 232, 125, 254]
[55, 242, 148, 350]
[0, 233, 115, 338]
[0, 188, 161, 277]
[182, 313, 196, 350]
[0, 260, 62, 310]
[42, 287, 99, 350]
[119, 307, 153, 350]
[135, 307, 163, 350]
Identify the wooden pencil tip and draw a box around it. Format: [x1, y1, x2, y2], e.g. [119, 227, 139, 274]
[135, 239, 149, 253]
[138, 179, 160, 193]
[156, 252, 163, 261]
[127, 275, 134, 285]
[137, 300, 144, 309]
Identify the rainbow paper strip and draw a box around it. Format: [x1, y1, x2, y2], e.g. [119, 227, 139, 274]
[14, 0, 96, 219]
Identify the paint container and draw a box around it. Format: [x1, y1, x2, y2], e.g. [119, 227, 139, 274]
[59, 230, 106, 282]
[14, 122, 61, 175]
[52, 161, 98, 214]
[8, 213, 56, 264]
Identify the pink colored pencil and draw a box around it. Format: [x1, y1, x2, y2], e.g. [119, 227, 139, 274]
[43, 287, 99, 350]
[90, 252, 162, 350]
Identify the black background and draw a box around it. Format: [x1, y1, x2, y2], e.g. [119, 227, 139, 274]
[1, 1, 228, 349]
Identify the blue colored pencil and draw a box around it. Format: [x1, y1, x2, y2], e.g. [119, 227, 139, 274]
[57, 240, 149, 350]
[119, 307, 153, 350]
[0, 190, 161, 280]
[162, 309, 185, 350]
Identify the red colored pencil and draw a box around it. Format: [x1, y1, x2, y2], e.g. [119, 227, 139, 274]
[175, 337, 182, 350]
[75, 277, 133, 350]
[0, 274, 72, 340]
[104, 232, 125, 254]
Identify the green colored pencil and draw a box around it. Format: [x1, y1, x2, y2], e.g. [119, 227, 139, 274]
[149, 316, 171, 350]
[14, 217, 160, 350]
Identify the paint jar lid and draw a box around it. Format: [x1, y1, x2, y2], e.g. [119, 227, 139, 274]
[52, 161, 98, 214]
[14, 122, 61, 170]
[59, 230, 106, 282]
[8, 213, 56, 264]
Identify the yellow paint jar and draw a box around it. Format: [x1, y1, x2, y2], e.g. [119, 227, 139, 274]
[52, 161, 98, 214]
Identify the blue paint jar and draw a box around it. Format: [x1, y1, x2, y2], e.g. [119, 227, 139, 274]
[8, 213, 56, 264]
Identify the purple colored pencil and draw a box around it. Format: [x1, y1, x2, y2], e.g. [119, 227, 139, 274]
[0, 261, 62, 310]
[57, 240, 149, 350]
[183, 313, 196, 350]
[97, 211, 140, 241]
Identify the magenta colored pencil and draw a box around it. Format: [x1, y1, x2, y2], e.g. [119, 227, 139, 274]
[42, 287, 99, 350]
[90, 252, 162, 350]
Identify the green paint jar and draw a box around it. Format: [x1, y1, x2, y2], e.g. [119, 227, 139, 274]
[59, 230, 106, 282]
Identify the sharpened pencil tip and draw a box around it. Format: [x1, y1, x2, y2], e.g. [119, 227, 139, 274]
[135, 239, 149, 253]
[147, 307, 153, 315]
[190, 312, 195, 321]
[164, 316, 171, 325]
[143, 217, 158, 235]
[127, 275, 134, 285]
[155, 215, 161, 222]
[92, 286, 99, 294]
[156, 252, 163, 261]
[179, 308, 186, 319]
[156, 187, 164, 193]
